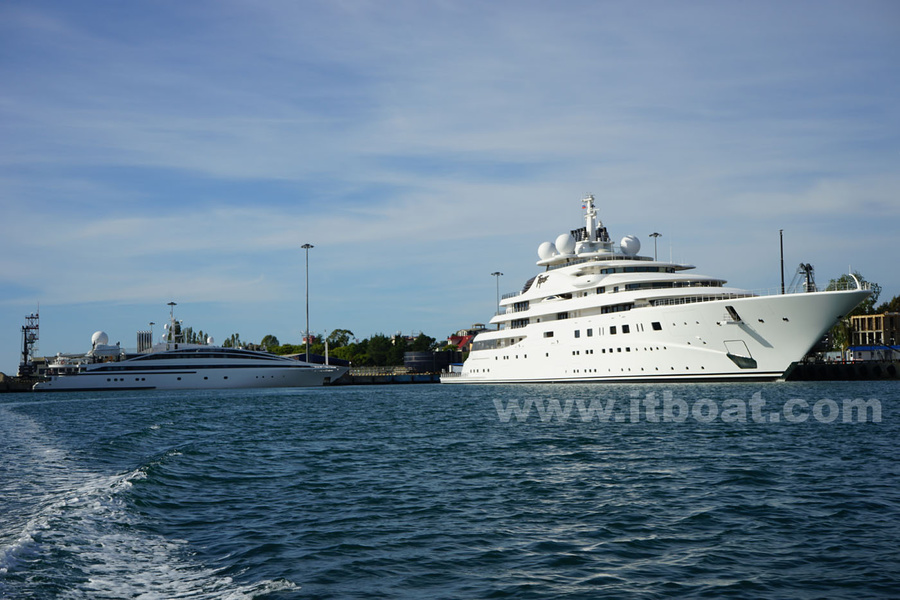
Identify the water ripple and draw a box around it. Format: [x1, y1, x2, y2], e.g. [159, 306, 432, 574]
[1, 382, 898, 598]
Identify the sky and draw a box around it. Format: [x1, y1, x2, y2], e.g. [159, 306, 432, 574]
[1, 0, 899, 374]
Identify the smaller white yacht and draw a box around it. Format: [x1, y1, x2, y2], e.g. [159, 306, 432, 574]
[34, 304, 347, 391]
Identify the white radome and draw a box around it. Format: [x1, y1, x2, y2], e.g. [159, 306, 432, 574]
[537, 241, 558, 260]
[91, 331, 109, 347]
[620, 235, 641, 256]
[555, 233, 576, 255]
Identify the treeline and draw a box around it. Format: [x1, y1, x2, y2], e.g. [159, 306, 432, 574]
[256, 329, 450, 366]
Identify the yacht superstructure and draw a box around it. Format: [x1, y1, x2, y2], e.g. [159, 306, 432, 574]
[34, 304, 347, 391]
[442, 195, 870, 383]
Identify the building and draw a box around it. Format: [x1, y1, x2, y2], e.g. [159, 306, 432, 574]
[446, 324, 487, 352]
[851, 312, 900, 347]
[848, 312, 900, 361]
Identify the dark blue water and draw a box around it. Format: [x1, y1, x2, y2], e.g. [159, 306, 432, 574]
[1, 381, 898, 599]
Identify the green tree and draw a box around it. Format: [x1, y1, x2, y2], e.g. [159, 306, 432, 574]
[387, 335, 408, 365]
[875, 294, 900, 314]
[326, 329, 354, 349]
[223, 333, 242, 348]
[260, 334, 280, 350]
[332, 342, 363, 364]
[366, 334, 393, 366]
[410, 333, 436, 352]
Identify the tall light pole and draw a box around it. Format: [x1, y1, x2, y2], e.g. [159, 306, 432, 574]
[302, 243, 314, 361]
[491, 271, 503, 328]
[649, 232, 661, 261]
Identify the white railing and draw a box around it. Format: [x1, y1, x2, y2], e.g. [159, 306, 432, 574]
[731, 280, 871, 298]
[494, 278, 868, 314]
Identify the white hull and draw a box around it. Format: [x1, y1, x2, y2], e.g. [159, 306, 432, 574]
[34, 359, 348, 391]
[443, 288, 868, 384]
[443, 195, 871, 385]
[33, 303, 349, 392]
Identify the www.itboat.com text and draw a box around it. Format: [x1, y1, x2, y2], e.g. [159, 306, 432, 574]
[494, 391, 882, 424]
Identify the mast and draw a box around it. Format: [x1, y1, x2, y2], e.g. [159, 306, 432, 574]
[583, 194, 597, 241]
[167, 301, 177, 349]
[18, 309, 39, 377]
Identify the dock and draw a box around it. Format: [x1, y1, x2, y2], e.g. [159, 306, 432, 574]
[786, 360, 899, 381]
[331, 367, 440, 385]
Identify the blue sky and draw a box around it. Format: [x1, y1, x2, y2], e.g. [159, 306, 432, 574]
[2, 0, 899, 373]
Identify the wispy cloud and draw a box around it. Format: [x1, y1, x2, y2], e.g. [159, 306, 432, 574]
[1, 0, 898, 370]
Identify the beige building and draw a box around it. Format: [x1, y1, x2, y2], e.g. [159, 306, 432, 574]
[851, 312, 900, 347]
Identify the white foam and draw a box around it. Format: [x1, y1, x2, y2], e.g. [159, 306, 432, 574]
[0, 405, 298, 598]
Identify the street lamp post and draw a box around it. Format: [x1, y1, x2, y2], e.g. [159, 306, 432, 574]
[649, 232, 661, 261]
[491, 271, 503, 329]
[302, 243, 314, 362]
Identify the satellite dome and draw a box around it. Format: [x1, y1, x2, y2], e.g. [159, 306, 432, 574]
[537, 241, 558, 260]
[620, 235, 641, 256]
[91, 331, 109, 347]
[206, 336, 215, 345]
[555, 233, 576, 255]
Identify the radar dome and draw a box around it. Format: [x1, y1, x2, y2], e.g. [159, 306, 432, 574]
[91, 331, 109, 347]
[537, 241, 558, 260]
[555, 233, 576, 255]
[206, 336, 215, 345]
[620, 235, 641, 256]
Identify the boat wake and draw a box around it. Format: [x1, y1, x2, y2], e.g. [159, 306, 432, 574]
[0, 404, 297, 599]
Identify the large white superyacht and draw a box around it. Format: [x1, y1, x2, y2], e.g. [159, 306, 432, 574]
[442, 195, 870, 383]
[34, 304, 348, 391]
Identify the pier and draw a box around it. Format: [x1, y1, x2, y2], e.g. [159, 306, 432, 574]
[786, 361, 899, 381]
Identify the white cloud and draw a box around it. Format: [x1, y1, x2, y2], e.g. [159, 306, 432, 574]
[0, 0, 898, 373]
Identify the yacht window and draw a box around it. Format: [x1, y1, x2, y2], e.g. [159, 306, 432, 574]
[610, 326, 617, 335]
[652, 322, 662, 331]
[622, 325, 630, 334]
[544, 331, 554, 338]
[574, 330, 581, 338]
[587, 329, 593, 337]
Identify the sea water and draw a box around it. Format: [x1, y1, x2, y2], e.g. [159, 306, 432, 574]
[1, 381, 898, 599]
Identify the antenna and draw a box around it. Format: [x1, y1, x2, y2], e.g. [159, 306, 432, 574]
[18, 309, 40, 377]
